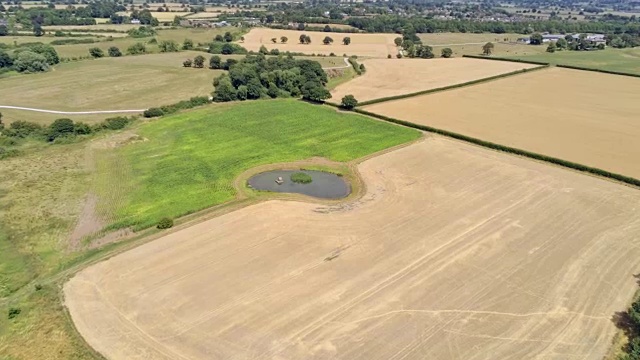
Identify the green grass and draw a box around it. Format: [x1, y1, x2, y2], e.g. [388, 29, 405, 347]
[506, 48, 640, 75]
[95, 100, 419, 230]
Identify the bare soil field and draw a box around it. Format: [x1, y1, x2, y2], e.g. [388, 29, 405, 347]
[364, 67, 640, 179]
[241, 28, 398, 58]
[331, 57, 536, 102]
[65, 136, 640, 360]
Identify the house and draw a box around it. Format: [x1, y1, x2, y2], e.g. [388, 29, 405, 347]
[130, 19, 141, 25]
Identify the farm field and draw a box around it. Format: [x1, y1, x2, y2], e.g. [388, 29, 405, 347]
[0, 51, 221, 122]
[0, 35, 99, 45]
[65, 136, 640, 360]
[331, 57, 537, 102]
[43, 24, 140, 32]
[418, 32, 522, 45]
[91, 100, 419, 231]
[306, 23, 360, 30]
[507, 47, 640, 75]
[241, 28, 398, 58]
[363, 67, 640, 179]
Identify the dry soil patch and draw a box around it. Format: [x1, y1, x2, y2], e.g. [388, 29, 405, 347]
[65, 137, 640, 360]
[364, 67, 640, 179]
[331, 57, 536, 102]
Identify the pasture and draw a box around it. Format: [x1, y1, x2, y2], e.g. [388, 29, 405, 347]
[66, 136, 640, 359]
[507, 47, 640, 75]
[0, 51, 221, 123]
[331, 57, 537, 102]
[92, 100, 419, 231]
[363, 67, 640, 179]
[241, 28, 398, 58]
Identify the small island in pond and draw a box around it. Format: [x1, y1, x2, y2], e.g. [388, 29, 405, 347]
[247, 170, 350, 199]
[290, 172, 313, 184]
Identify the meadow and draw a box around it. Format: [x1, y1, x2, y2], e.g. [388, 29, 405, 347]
[93, 100, 419, 230]
[507, 47, 640, 75]
[363, 67, 640, 179]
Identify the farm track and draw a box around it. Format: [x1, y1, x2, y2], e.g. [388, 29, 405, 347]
[0, 105, 145, 115]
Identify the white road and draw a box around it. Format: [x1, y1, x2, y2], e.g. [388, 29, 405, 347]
[0, 105, 145, 115]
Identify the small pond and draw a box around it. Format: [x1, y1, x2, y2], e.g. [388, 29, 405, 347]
[247, 170, 350, 199]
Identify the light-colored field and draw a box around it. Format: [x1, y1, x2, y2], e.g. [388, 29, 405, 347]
[364, 67, 640, 179]
[241, 28, 398, 58]
[65, 136, 640, 359]
[0, 52, 221, 122]
[331, 57, 536, 102]
[43, 24, 139, 32]
[0, 35, 99, 45]
[418, 32, 522, 45]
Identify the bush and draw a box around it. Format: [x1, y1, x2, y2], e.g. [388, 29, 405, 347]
[156, 217, 173, 229]
[8, 307, 21, 319]
[4, 120, 43, 138]
[108, 46, 122, 57]
[127, 42, 146, 55]
[159, 40, 179, 53]
[143, 107, 165, 118]
[208, 42, 247, 55]
[127, 26, 156, 38]
[290, 172, 312, 184]
[441, 47, 453, 58]
[13, 51, 49, 73]
[74, 122, 92, 135]
[102, 116, 130, 130]
[47, 118, 75, 141]
[341, 94, 358, 110]
[89, 47, 104, 58]
[183, 58, 192, 67]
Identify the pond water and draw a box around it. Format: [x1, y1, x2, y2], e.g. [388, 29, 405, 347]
[247, 170, 350, 199]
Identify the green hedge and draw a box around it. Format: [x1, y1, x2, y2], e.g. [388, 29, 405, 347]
[352, 108, 640, 188]
[555, 64, 640, 78]
[357, 65, 549, 107]
[462, 54, 550, 66]
[143, 96, 210, 118]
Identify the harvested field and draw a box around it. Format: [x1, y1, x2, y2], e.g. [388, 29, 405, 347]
[65, 136, 640, 360]
[241, 28, 398, 58]
[331, 57, 536, 102]
[364, 67, 640, 179]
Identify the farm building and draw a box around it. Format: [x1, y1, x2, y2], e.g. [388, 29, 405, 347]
[518, 33, 606, 45]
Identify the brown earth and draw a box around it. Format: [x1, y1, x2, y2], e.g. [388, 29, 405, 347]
[65, 136, 640, 360]
[363, 67, 640, 179]
[240, 28, 398, 58]
[331, 57, 537, 102]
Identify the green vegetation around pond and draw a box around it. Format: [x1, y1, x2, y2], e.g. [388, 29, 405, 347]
[506, 48, 640, 75]
[290, 172, 313, 184]
[95, 99, 420, 231]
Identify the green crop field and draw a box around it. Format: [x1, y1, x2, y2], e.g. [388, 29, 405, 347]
[506, 47, 640, 75]
[94, 100, 420, 230]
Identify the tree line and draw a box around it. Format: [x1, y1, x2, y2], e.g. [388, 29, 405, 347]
[0, 43, 59, 73]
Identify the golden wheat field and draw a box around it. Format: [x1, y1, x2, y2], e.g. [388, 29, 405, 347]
[65, 136, 640, 360]
[364, 67, 640, 179]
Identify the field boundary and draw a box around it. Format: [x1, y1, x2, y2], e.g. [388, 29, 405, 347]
[462, 54, 551, 65]
[555, 64, 640, 78]
[355, 64, 549, 107]
[351, 107, 640, 188]
[0, 105, 146, 115]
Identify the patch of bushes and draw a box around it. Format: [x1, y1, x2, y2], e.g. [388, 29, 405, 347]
[555, 64, 640, 78]
[208, 41, 247, 55]
[357, 65, 549, 106]
[348, 56, 362, 75]
[7, 307, 21, 319]
[462, 54, 550, 66]
[1, 44, 59, 73]
[352, 108, 640, 188]
[143, 96, 210, 118]
[49, 38, 96, 46]
[156, 217, 173, 229]
[291, 172, 313, 184]
[127, 26, 157, 38]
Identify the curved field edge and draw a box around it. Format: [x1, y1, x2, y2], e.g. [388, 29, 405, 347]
[351, 108, 640, 189]
[93, 99, 421, 231]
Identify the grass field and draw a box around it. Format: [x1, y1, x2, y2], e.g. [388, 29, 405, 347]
[363, 67, 640, 179]
[66, 136, 640, 359]
[93, 100, 419, 230]
[0, 51, 222, 123]
[331, 57, 537, 102]
[507, 47, 640, 75]
[0, 35, 100, 46]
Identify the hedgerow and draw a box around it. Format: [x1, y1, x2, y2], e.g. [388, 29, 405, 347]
[462, 55, 550, 65]
[555, 64, 640, 78]
[352, 108, 640, 188]
[143, 96, 210, 118]
[357, 65, 549, 106]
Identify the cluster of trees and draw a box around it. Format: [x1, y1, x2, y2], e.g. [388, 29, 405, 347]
[607, 33, 640, 48]
[544, 34, 606, 52]
[12, 7, 97, 28]
[0, 43, 59, 73]
[618, 295, 640, 359]
[0, 115, 130, 144]
[212, 54, 330, 102]
[394, 36, 435, 58]
[127, 25, 156, 38]
[88, 46, 122, 58]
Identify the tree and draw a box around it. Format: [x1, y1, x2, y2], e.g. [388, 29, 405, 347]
[209, 55, 221, 69]
[301, 81, 330, 102]
[299, 34, 307, 44]
[108, 46, 122, 57]
[212, 76, 237, 101]
[240, 36, 245, 42]
[25, 44, 59, 65]
[193, 55, 205, 68]
[0, 25, 8, 37]
[530, 33, 543, 45]
[341, 95, 358, 109]
[280, 36, 288, 43]
[223, 31, 233, 42]
[183, 58, 192, 67]
[323, 24, 331, 32]
[323, 36, 333, 45]
[394, 37, 403, 47]
[556, 38, 567, 50]
[297, 23, 305, 31]
[182, 38, 194, 50]
[33, 23, 44, 37]
[482, 42, 495, 55]
[159, 40, 179, 52]
[13, 51, 49, 73]
[546, 42, 556, 53]
[304, 35, 311, 44]
[89, 47, 104, 58]
[342, 37, 351, 45]
[0, 50, 13, 68]
[214, 34, 224, 42]
[441, 47, 453, 58]
[48, 118, 74, 141]
[220, 43, 234, 55]
[259, 45, 268, 55]
[127, 42, 146, 55]
[271, 37, 277, 43]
